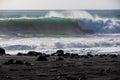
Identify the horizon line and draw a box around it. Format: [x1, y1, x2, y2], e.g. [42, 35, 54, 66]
[0, 9, 120, 10]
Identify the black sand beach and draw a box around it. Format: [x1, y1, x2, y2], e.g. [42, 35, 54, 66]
[0, 50, 120, 80]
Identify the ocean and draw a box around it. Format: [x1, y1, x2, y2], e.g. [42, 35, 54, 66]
[0, 10, 120, 55]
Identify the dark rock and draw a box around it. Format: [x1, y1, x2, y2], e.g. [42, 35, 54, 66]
[36, 55, 48, 61]
[106, 68, 111, 73]
[56, 50, 64, 56]
[17, 53, 23, 56]
[27, 51, 42, 56]
[6, 54, 11, 56]
[100, 68, 111, 73]
[0, 65, 2, 68]
[9, 69, 18, 71]
[110, 54, 117, 58]
[100, 69, 105, 72]
[0, 48, 5, 55]
[42, 53, 50, 57]
[17, 53, 28, 56]
[3, 59, 14, 65]
[87, 53, 93, 57]
[27, 51, 36, 56]
[6, 76, 12, 79]
[95, 54, 99, 56]
[64, 53, 71, 57]
[99, 54, 107, 58]
[14, 60, 24, 64]
[51, 79, 56, 80]
[24, 62, 31, 66]
[71, 53, 79, 57]
[56, 57, 64, 61]
[8, 59, 15, 64]
[80, 55, 89, 58]
[29, 79, 34, 80]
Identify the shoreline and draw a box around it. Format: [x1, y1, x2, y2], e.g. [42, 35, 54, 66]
[0, 50, 120, 80]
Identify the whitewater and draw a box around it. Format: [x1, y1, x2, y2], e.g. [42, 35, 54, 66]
[0, 10, 120, 55]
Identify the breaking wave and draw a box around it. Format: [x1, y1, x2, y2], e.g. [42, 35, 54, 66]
[0, 10, 120, 37]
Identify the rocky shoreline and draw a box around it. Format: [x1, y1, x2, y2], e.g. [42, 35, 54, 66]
[0, 48, 120, 80]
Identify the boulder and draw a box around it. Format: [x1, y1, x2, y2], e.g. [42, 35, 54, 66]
[0, 48, 6, 55]
[110, 54, 117, 58]
[56, 50, 64, 56]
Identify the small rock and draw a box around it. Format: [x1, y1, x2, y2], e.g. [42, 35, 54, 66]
[27, 51, 42, 56]
[24, 62, 31, 66]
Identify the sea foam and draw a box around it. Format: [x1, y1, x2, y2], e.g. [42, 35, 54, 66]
[0, 34, 120, 55]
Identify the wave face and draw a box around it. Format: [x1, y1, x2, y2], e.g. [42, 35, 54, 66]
[0, 17, 82, 37]
[0, 10, 120, 37]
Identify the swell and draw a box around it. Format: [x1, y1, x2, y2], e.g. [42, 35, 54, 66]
[0, 17, 85, 37]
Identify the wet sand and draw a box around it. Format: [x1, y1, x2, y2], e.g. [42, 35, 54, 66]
[0, 55, 120, 80]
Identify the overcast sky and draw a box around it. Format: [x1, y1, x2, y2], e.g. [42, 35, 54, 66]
[0, 0, 120, 10]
